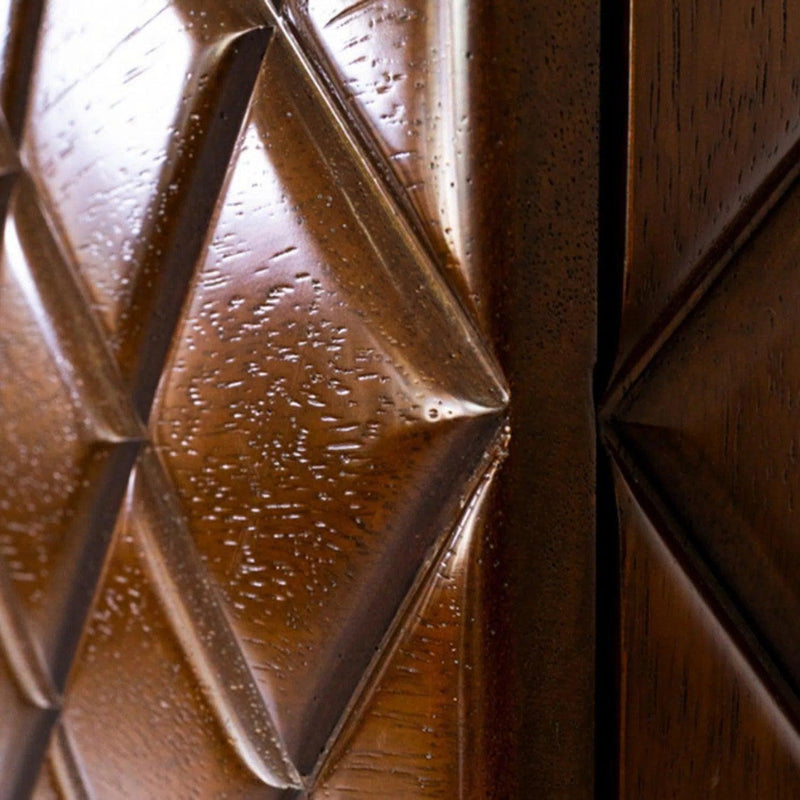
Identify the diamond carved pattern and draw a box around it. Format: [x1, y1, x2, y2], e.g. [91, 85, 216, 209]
[284, 0, 482, 320]
[0, 0, 507, 796]
[606, 1, 800, 791]
[612, 168, 800, 698]
[151, 32, 504, 774]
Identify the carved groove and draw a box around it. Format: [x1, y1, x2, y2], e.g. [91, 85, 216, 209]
[307, 426, 508, 792]
[0, 0, 509, 793]
[131, 449, 302, 790]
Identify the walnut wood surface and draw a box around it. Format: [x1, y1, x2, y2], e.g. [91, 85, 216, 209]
[615, 469, 800, 799]
[0, 0, 599, 797]
[607, 0, 800, 796]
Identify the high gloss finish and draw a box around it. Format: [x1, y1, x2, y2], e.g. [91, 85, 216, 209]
[0, 0, 601, 794]
[22, 0, 270, 416]
[46, 451, 295, 798]
[285, 0, 485, 325]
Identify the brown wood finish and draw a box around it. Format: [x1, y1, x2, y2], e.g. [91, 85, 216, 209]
[0, 0, 599, 798]
[605, 0, 800, 796]
[614, 467, 800, 798]
[19, 0, 800, 794]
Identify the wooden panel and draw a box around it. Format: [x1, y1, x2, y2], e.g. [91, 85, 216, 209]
[620, 0, 800, 371]
[616, 170, 800, 687]
[615, 468, 800, 798]
[0, 0, 597, 795]
[313, 470, 498, 799]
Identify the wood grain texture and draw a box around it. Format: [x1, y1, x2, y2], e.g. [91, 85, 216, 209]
[615, 467, 800, 799]
[485, 0, 598, 796]
[313, 473, 497, 799]
[620, 0, 800, 372]
[615, 169, 800, 690]
[0, 0, 597, 794]
[605, 2, 800, 795]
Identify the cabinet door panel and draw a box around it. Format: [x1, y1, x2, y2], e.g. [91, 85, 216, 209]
[608, 1, 800, 795]
[0, 0, 599, 797]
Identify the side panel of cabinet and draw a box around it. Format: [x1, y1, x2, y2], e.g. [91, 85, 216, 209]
[607, 1, 800, 795]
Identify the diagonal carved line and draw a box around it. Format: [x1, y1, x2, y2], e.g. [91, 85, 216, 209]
[282, 0, 478, 323]
[305, 423, 509, 792]
[602, 136, 800, 417]
[604, 421, 800, 739]
[131, 447, 302, 790]
[46, 442, 142, 692]
[5, 175, 142, 442]
[0, 553, 58, 710]
[259, 1, 508, 404]
[0, 113, 19, 175]
[49, 724, 92, 800]
[115, 25, 272, 422]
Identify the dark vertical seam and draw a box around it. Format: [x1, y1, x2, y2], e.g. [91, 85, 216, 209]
[595, 0, 629, 795]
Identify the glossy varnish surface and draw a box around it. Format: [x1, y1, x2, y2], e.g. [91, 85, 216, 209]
[0, 0, 599, 796]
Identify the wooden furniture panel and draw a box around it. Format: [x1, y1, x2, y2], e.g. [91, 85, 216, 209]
[614, 468, 800, 798]
[0, 0, 600, 796]
[619, 0, 800, 376]
[607, 0, 800, 796]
